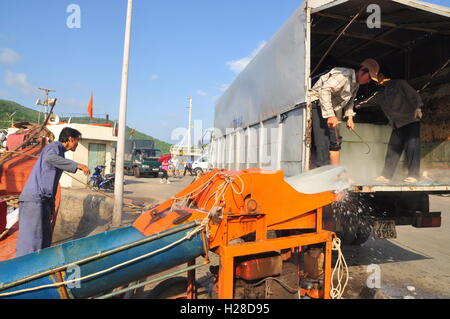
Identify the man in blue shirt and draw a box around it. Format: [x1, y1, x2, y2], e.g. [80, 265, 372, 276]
[183, 158, 194, 177]
[16, 127, 90, 257]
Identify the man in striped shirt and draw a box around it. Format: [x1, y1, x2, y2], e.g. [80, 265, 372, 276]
[310, 58, 380, 167]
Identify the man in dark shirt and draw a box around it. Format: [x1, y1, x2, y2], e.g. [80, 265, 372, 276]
[357, 69, 424, 184]
[16, 127, 90, 257]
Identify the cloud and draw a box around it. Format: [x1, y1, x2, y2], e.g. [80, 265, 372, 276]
[150, 73, 159, 80]
[219, 83, 229, 92]
[226, 41, 266, 74]
[3, 71, 88, 113]
[58, 97, 87, 110]
[196, 89, 207, 96]
[0, 48, 21, 65]
[4, 70, 37, 97]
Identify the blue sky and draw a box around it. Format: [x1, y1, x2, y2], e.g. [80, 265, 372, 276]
[1, 0, 449, 143]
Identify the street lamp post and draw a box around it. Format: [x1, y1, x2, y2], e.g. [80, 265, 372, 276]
[187, 96, 193, 155]
[113, 0, 133, 227]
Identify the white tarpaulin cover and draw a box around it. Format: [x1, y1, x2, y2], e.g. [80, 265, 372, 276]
[214, 2, 308, 133]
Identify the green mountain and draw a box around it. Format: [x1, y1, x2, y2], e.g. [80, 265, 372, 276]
[0, 99, 44, 126]
[0, 99, 172, 154]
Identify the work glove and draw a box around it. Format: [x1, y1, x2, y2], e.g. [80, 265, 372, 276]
[415, 108, 423, 120]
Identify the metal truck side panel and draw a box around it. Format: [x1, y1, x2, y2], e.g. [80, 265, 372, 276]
[214, 3, 308, 133]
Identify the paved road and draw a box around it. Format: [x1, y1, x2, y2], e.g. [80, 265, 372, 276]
[343, 195, 450, 299]
[123, 174, 195, 204]
[123, 176, 450, 299]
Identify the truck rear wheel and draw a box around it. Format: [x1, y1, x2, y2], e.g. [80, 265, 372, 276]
[351, 221, 373, 246]
[332, 194, 373, 246]
[194, 168, 203, 176]
[335, 212, 373, 246]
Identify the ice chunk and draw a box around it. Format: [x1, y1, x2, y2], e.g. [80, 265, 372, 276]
[407, 286, 416, 293]
[6, 208, 19, 229]
[285, 165, 350, 195]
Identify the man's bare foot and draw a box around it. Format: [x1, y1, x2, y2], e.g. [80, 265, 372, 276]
[375, 176, 390, 184]
[404, 177, 418, 184]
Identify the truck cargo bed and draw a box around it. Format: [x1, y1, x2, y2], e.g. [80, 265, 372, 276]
[350, 182, 450, 193]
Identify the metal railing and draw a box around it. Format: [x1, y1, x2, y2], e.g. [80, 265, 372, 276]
[170, 145, 203, 157]
[59, 113, 112, 125]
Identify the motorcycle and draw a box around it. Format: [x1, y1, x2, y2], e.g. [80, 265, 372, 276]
[89, 165, 115, 191]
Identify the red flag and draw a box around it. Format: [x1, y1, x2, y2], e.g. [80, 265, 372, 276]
[88, 93, 94, 119]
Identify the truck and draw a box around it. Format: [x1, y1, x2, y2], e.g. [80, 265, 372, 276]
[192, 156, 209, 175]
[114, 140, 163, 178]
[210, 0, 450, 244]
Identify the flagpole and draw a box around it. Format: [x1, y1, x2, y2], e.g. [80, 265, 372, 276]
[113, 0, 133, 227]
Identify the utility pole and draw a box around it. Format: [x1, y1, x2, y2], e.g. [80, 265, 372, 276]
[187, 96, 193, 155]
[113, 0, 133, 227]
[38, 88, 56, 117]
[36, 88, 56, 124]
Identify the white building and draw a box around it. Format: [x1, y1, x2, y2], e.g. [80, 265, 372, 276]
[46, 123, 117, 188]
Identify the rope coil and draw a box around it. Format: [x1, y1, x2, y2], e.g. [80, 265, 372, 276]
[330, 237, 349, 299]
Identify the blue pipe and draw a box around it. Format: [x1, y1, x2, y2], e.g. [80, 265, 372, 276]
[0, 222, 205, 299]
